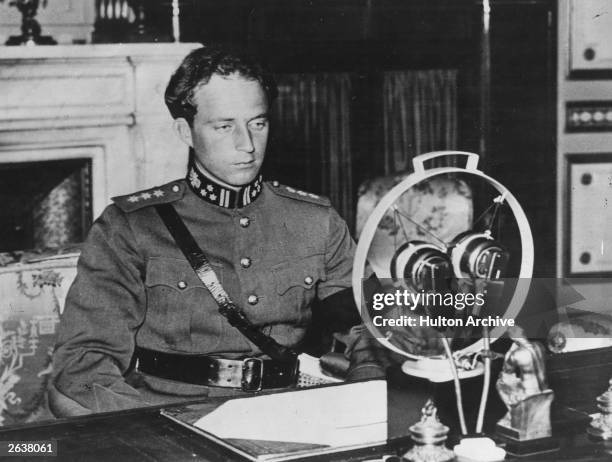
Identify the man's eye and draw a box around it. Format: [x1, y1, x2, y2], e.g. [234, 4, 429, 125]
[215, 124, 233, 132]
[249, 119, 268, 131]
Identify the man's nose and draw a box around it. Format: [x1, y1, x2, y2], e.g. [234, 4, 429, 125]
[233, 125, 255, 153]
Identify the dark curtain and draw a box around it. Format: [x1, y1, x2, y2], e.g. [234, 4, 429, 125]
[382, 70, 458, 173]
[265, 73, 354, 229]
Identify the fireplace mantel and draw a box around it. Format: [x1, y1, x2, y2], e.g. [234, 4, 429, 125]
[0, 43, 200, 219]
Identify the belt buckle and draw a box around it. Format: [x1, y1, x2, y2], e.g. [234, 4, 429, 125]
[241, 357, 264, 392]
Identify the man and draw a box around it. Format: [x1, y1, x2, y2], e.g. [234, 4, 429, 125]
[49, 45, 383, 415]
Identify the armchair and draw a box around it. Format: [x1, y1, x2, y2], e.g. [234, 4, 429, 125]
[0, 247, 79, 426]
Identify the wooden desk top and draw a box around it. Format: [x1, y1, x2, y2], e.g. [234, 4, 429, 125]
[0, 380, 606, 462]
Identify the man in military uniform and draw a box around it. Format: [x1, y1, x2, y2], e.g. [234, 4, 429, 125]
[49, 45, 384, 415]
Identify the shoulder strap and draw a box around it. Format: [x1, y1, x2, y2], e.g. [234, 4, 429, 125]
[154, 203, 297, 364]
[113, 182, 185, 213]
[267, 181, 331, 206]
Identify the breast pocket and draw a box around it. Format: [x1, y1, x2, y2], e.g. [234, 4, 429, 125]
[272, 254, 325, 325]
[144, 257, 224, 351]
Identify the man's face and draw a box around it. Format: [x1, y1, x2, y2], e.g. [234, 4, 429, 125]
[185, 73, 269, 186]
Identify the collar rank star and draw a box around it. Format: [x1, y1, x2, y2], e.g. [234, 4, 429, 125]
[187, 161, 263, 209]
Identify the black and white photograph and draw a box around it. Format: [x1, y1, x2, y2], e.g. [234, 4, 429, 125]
[1, 0, 612, 460]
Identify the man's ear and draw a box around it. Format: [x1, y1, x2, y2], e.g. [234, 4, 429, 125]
[173, 118, 193, 147]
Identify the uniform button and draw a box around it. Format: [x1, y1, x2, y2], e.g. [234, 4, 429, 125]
[248, 295, 259, 305]
[172, 184, 180, 192]
[272, 181, 280, 187]
[304, 276, 313, 285]
[239, 217, 250, 228]
[177, 281, 187, 289]
[240, 257, 252, 268]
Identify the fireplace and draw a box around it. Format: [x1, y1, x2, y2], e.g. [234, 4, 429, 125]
[0, 159, 92, 252]
[0, 44, 199, 254]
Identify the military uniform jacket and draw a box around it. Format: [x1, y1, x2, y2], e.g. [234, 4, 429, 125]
[52, 168, 357, 412]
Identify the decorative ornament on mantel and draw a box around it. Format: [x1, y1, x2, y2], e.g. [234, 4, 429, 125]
[3, 0, 57, 46]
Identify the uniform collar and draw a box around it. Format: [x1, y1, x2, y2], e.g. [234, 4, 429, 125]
[186, 159, 263, 209]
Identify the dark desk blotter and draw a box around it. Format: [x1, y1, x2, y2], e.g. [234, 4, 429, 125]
[162, 402, 328, 461]
[160, 381, 390, 462]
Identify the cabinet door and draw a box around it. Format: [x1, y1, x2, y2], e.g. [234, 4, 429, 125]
[487, 0, 557, 277]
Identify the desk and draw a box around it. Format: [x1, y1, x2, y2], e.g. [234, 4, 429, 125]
[0, 383, 605, 462]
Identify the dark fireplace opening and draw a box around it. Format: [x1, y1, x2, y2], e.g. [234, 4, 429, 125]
[0, 159, 92, 252]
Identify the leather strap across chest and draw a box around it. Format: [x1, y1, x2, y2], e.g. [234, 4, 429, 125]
[154, 203, 298, 365]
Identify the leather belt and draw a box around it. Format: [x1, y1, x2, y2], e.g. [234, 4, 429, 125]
[134, 347, 299, 392]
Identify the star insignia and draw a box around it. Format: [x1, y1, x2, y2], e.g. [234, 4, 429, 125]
[153, 190, 164, 197]
[200, 190, 207, 197]
[141, 192, 152, 200]
[209, 193, 217, 201]
[251, 189, 257, 197]
[207, 184, 214, 192]
[127, 195, 140, 203]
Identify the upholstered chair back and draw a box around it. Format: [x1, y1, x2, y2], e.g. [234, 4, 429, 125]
[0, 249, 79, 426]
[355, 172, 473, 278]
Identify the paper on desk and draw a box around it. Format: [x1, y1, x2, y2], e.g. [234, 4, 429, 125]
[194, 380, 387, 446]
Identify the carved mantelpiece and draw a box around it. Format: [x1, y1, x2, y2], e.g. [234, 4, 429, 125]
[0, 43, 199, 220]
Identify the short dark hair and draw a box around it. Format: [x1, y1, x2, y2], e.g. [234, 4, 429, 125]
[164, 45, 278, 125]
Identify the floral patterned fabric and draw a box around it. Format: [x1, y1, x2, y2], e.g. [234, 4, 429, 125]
[356, 173, 473, 278]
[0, 248, 79, 426]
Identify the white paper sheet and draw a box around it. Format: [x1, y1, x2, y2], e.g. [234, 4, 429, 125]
[194, 380, 387, 446]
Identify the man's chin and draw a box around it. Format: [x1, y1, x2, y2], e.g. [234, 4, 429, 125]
[226, 171, 260, 187]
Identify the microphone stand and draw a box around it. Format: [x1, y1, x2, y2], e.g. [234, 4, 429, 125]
[443, 280, 493, 436]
